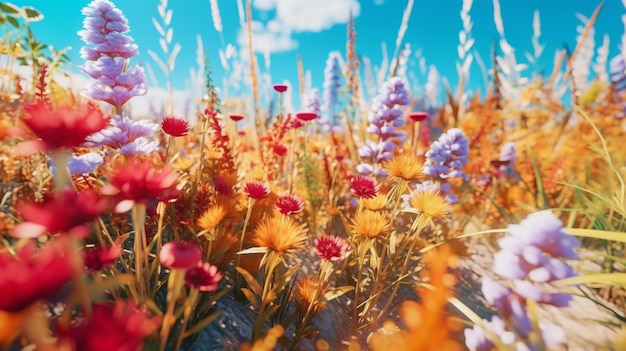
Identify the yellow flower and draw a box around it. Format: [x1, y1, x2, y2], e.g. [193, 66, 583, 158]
[295, 275, 327, 313]
[409, 189, 450, 226]
[252, 216, 308, 255]
[385, 154, 426, 181]
[351, 210, 390, 238]
[363, 194, 388, 211]
[197, 204, 228, 230]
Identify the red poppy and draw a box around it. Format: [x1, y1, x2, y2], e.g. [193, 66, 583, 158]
[84, 241, 123, 272]
[296, 112, 318, 122]
[104, 159, 179, 213]
[185, 261, 223, 292]
[244, 181, 271, 199]
[61, 300, 161, 351]
[314, 235, 350, 261]
[275, 194, 304, 215]
[0, 238, 75, 312]
[159, 242, 202, 270]
[409, 112, 428, 122]
[161, 116, 190, 137]
[273, 84, 288, 93]
[349, 175, 379, 199]
[229, 114, 245, 122]
[272, 143, 288, 156]
[11, 188, 108, 238]
[21, 101, 108, 151]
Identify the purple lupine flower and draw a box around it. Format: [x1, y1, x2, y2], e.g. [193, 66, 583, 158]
[322, 51, 342, 122]
[305, 88, 321, 116]
[464, 316, 515, 351]
[499, 141, 519, 181]
[79, 0, 146, 108]
[357, 77, 410, 176]
[422, 128, 469, 202]
[86, 114, 159, 155]
[609, 55, 626, 118]
[67, 152, 104, 174]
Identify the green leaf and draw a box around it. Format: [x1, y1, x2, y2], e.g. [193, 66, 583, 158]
[0, 2, 19, 14]
[554, 273, 626, 288]
[6, 15, 18, 28]
[235, 267, 263, 296]
[182, 311, 223, 338]
[22, 6, 42, 21]
[240, 287, 260, 309]
[320, 286, 354, 303]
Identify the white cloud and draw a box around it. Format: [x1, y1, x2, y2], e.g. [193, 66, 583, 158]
[237, 20, 297, 54]
[243, 0, 359, 53]
[275, 0, 360, 32]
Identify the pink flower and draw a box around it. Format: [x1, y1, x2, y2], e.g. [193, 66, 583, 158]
[84, 241, 123, 272]
[0, 238, 75, 312]
[105, 159, 179, 212]
[409, 112, 428, 122]
[21, 101, 108, 151]
[185, 261, 223, 292]
[314, 235, 349, 261]
[159, 242, 202, 270]
[349, 175, 379, 199]
[11, 188, 108, 238]
[229, 114, 245, 122]
[275, 194, 304, 215]
[272, 143, 288, 156]
[296, 112, 318, 122]
[161, 116, 190, 137]
[244, 181, 271, 199]
[273, 84, 288, 93]
[61, 299, 161, 351]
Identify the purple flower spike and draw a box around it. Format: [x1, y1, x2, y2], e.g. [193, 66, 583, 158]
[322, 52, 342, 122]
[86, 114, 159, 155]
[67, 152, 104, 174]
[79, 0, 146, 108]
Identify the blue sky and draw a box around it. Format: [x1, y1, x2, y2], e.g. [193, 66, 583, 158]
[8, 0, 624, 112]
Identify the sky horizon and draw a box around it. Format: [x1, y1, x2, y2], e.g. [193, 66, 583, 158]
[6, 0, 625, 118]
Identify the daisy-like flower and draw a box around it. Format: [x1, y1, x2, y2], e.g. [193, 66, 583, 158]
[105, 158, 179, 212]
[273, 84, 288, 93]
[385, 153, 426, 181]
[159, 242, 202, 270]
[11, 187, 108, 238]
[314, 235, 350, 261]
[161, 116, 190, 137]
[275, 194, 305, 215]
[407, 187, 450, 226]
[351, 210, 391, 239]
[0, 238, 75, 312]
[252, 216, 308, 255]
[197, 204, 228, 230]
[295, 275, 327, 313]
[350, 175, 379, 199]
[21, 101, 108, 151]
[185, 261, 223, 292]
[83, 241, 123, 272]
[244, 181, 271, 199]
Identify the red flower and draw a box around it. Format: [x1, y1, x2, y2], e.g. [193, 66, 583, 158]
[61, 300, 161, 351]
[275, 194, 304, 215]
[161, 116, 190, 137]
[105, 159, 179, 213]
[273, 84, 288, 93]
[185, 261, 223, 292]
[229, 114, 245, 122]
[409, 111, 428, 122]
[314, 235, 350, 261]
[0, 238, 75, 312]
[296, 112, 318, 121]
[272, 143, 288, 156]
[21, 101, 108, 150]
[244, 181, 271, 199]
[349, 175, 379, 199]
[11, 188, 108, 238]
[159, 242, 202, 270]
[84, 241, 123, 272]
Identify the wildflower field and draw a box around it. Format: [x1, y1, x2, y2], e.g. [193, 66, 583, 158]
[1, 0, 626, 350]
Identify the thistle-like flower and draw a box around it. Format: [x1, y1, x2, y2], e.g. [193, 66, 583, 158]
[351, 210, 391, 239]
[185, 261, 223, 292]
[244, 181, 271, 199]
[161, 116, 190, 137]
[275, 194, 305, 215]
[79, 0, 147, 108]
[349, 175, 379, 199]
[384, 153, 427, 181]
[314, 235, 350, 261]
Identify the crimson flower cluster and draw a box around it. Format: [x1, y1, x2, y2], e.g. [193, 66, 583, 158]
[159, 242, 222, 292]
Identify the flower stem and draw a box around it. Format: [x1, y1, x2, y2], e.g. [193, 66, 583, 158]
[159, 269, 185, 351]
[51, 149, 73, 193]
[234, 198, 254, 300]
[132, 203, 148, 304]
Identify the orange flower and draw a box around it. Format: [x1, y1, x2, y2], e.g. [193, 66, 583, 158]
[251, 216, 308, 255]
[350, 210, 390, 238]
[385, 153, 426, 181]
